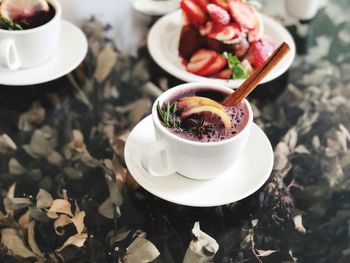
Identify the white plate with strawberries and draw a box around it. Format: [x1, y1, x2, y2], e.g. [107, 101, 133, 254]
[148, 0, 295, 88]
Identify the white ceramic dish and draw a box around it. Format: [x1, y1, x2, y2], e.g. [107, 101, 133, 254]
[133, 0, 179, 16]
[0, 20, 88, 86]
[147, 10, 296, 88]
[125, 115, 274, 207]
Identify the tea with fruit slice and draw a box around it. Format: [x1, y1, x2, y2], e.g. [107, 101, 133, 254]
[0, 0, 55, 30]
[157, 88, 249, 142]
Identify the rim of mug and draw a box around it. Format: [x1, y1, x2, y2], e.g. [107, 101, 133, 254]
[152, 82, 254, 147]
[0, 0, 61, 34]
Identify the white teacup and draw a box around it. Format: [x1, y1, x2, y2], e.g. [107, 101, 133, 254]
[141, 83, 253, 180]
[284, 0, 319, 20]
[0, 0, 61, 70]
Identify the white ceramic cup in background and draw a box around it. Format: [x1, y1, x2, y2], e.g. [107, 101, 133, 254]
[0, 0, 61, 70]
[284, 0, 319, 20]
[141, 83, 253, 180]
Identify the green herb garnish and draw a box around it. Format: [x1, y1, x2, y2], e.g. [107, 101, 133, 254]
[157, 101, 181, 128]
[224, 52, 250, 79]
[0, 17, 23, 30]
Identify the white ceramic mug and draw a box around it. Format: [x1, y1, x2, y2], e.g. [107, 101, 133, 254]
[0, 0, 61, 70]
[141, 83, 253, 180]
[284, 0, 319, 20]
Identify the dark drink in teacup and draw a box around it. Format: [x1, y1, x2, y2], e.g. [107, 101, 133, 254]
[0, 0, 61, 70]
[142, 83, 253, 180]
[12, 3, 55, 30]
[0, 0, 55, 30]
[157, 87, 250, 143]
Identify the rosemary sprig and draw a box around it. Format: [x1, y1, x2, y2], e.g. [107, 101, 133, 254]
[0, 17, 23, 30]
[157, 101, 181, 128]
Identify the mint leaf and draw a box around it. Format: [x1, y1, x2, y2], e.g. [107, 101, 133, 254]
[224, 52, 250, 79]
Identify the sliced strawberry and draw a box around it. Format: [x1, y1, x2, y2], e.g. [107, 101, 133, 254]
[213, 68, 232, 79]
[210, 0, 229, 10]
[190, 48, 217, 62]
[245, 39, 275, 69]
[248, 7, 263, 42]
[194, 0, 209, 12]
[207, 23, 241, 41]
[182, 10, 191, 25]
[198, 54, 227, 76]
[199, 21, 214, 35]
[228, 0, 257, 29]
[233, 37, 249, 57]
[241, 59, 253, 74]
[180, 0, 207, 25]
[186, 49, 217, 74]
[207, 3, 230, 25]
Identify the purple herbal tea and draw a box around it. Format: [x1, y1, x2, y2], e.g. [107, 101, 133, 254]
[157, 88, 249, 143]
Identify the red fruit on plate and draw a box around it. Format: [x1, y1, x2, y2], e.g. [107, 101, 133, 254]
[194, 0, 209, 12]
[245, 39, 275, 68]
[241, 59, 253, 74]
[182, 11, 191, 25]
[233, 37, 250, 57]
[248, 7, 264, 42]
[205, 38, 226, 53]
[198, 54, 227, 76]
[207, 3, 230, 25]
[187, 49, 217, 74]
[213, 68, 232, 79]
[190, 49, 217, 62]
[179, 25, 204, 60]
[228, 0, 257, 29]
[199, 21, 214, 35]
[210, 0, 229, 10]
[208, 23, 240, 41]
[180, 0, 207, 25]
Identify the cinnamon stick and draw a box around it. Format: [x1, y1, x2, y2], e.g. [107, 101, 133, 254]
[223, 42, 291, 106]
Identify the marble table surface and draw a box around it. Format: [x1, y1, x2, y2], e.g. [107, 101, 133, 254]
[0, 0, 349, 262]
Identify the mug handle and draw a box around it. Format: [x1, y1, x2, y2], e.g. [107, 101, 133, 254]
[141, 139, 176, 177]
[0, 39, 21, 70]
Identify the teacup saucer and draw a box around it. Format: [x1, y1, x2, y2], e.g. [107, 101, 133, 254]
[0, 20, 87, 86]
[125, 115, 274, 207]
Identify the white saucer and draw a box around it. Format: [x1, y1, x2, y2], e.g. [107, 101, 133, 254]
[124, 115, 274, 207]
[147, 10, 296, 88]
[133, 0, 179, 16]
[0, 20, 88, 86]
